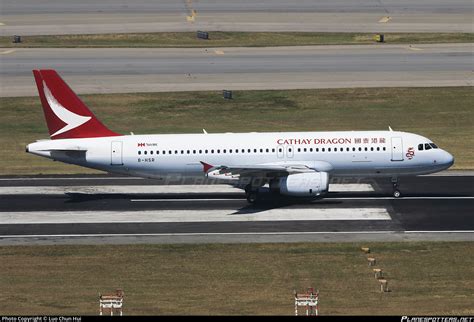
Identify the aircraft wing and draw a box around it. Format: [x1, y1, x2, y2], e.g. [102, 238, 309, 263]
[200, 161, 333, 179]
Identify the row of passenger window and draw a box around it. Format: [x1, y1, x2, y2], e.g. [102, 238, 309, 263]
[137, 146, 387, 155]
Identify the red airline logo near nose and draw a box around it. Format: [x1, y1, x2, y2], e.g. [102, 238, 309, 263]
[406, 147, 415, 160]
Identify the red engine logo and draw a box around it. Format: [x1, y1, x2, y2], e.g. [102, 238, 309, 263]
[406, 147, 415, 160]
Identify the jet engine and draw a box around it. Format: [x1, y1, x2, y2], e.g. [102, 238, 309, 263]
[270, 172, 329, 197]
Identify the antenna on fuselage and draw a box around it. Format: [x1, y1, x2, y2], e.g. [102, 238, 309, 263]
[388, 126, 393, 132]
[203, 129, 208, 134]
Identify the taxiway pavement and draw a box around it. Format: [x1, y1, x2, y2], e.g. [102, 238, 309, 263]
[1, 0, 472, 35]
[1, 44, 471, 97]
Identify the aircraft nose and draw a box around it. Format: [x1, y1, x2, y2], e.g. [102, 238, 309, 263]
[441, 151, 454, 168]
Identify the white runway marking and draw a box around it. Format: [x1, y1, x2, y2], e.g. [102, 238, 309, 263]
[0, 185, 242, 195]
[378, 16, 391, 23]
[328, 184, 373, 192]
[330, 197, 474, 200]
[0, 177, 142, 181]
[130, 196, 474, 202]
[131, 198, 238, 202]
[0, 49, 15, 55]
[0, 184, 374, 195]
[407, 46, 423, 51]
[426, 171, 474, 176]
[0, 208, 391, 224]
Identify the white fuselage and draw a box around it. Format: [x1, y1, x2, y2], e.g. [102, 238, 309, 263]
[27, 130, 454, 182]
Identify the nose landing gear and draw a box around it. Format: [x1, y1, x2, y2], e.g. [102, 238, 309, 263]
[393, 189, 401, 198]
[391, 177, 401, 198]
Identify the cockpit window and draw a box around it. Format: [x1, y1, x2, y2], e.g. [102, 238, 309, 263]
[418, 144, 424, 151]
[429, 143, 438, 149]
[425, 143, 432, 150]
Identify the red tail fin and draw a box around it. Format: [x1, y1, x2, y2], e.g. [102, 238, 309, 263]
[33, 70, 120, 139]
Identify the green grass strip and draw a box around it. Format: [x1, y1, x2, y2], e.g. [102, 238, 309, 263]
[1, 32, 473, 48]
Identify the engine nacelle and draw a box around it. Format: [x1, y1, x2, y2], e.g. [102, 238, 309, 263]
[271, 172, 329, 197]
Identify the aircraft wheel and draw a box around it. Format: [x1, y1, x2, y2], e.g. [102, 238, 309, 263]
[393, 190, 401, 198]
[246, 192, 258, 204]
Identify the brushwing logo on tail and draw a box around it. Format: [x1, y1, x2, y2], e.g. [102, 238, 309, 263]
[43, 81, 91, 137]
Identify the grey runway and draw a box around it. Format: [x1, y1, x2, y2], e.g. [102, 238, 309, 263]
[1, 44, 471, 97]
[4, 0, 472, 14]
[1, 0, 472, 35]
[0, 174, 472, 244]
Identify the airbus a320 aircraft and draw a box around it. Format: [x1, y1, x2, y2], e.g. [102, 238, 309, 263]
[27, 70, 454, 203]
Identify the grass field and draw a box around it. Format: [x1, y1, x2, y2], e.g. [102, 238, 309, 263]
[0, 242, 472, 315]
[0, 87, 472, 175]
[1, 32, 473, 48]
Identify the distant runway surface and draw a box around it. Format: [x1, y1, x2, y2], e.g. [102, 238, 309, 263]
[0, 174, 472, 245]
[1, 44, 471, 97]
[1, 0, 472, 35]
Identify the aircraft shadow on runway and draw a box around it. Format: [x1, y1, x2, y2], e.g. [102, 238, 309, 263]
[63, 190, 470, 215]
[64, 192, 245, 201]
[63, 191, 351, 214]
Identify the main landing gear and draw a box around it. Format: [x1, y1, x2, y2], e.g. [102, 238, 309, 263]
[391, 177, 401, 198]
[245, 184, 259, 204]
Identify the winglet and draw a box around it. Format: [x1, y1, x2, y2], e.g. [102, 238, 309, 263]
[200, 161, 214, 173]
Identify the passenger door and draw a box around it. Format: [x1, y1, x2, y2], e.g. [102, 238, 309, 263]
[111, 141, 123, 165]
[391, 137, 404, 161]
